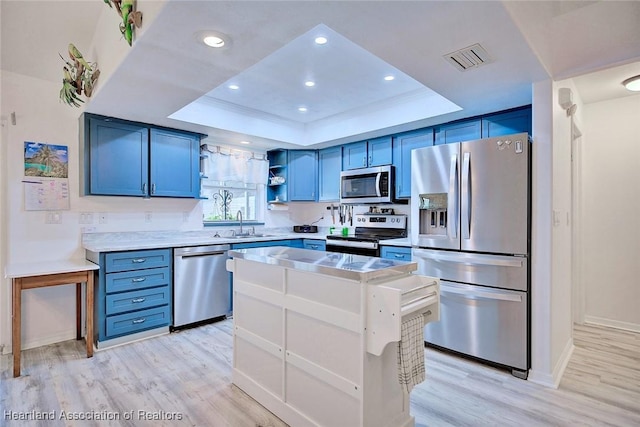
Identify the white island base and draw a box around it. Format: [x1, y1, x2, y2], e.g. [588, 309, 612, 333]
[227, 247, 440, 427]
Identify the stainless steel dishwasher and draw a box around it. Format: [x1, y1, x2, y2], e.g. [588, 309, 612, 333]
[173, 244, 231, 328]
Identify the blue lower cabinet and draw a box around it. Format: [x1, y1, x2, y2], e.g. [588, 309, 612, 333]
[105, 286, 171, 315]
[380, 246, 412, 261]
[96, 248, 173, 344]
[303, 239, 326, 251]
[106, 305, 172, 337]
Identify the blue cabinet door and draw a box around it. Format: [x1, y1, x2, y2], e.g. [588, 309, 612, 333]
[435, 119, 481, 145]
[342, 141, 368, 170]
[289, 150, 318, 201]
[481, 107, 532, 138]
[318, 146, 341, 201]
[368, 136, 393, 167]
[89, 118, 149, 196]
[150, 128, 200, 198]
[392, 128, 434, 198]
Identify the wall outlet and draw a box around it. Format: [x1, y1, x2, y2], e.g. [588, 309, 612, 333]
[45, 211, 62, 224]
[145, 211, 152, 223]
[98, 212, 108, 224]
[79, 212, 94, 224]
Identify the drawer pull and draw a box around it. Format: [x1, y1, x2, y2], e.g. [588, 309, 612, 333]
[132, 318, 146, 324]
[131, 258, 147, 263]
[131, 297, 146, 303]
[131, 277, 146, 282]
[394, 254, 405, 258]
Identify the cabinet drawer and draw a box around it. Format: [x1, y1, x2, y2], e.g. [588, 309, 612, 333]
[303, 239, 326, 251]
[105, 249, 171, 273]
[106, 305, 171, 337]
[106, 286, 170, 315]
[380, 246, 412, 261]
[105, 267, 171, 293]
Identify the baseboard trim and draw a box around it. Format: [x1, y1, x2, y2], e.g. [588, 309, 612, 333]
[584, 316, 640, 333]
[3, 331, 77, 355]
[528, 337, 574, 389]
[96, 327, 170, 350]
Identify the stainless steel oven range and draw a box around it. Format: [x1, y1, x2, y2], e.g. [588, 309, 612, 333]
[325, 213, 407, 257]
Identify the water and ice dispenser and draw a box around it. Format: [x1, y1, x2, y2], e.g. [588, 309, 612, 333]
[418, 193, 449, 236]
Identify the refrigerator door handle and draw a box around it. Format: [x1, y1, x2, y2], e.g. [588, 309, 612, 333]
[447, 154, 458, 239]
[461, 152, 471, 239]
[413, 249, 524, 267]
[441, 282, 523, 302]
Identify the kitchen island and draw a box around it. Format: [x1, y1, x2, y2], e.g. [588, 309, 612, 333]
[226, 247, 440, 427]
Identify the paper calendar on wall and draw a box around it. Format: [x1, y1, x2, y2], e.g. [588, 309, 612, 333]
[23, 178, 70, 211]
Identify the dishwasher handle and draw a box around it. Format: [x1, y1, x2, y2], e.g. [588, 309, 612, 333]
[175, 245, 230, 258]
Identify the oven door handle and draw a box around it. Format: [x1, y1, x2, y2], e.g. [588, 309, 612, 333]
[326, 240, 379, 250]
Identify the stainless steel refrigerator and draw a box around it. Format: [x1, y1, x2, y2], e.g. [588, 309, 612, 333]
[411, 132, 530, 379]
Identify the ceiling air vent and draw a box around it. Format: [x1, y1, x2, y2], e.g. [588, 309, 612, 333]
[444, 43, 492, 71]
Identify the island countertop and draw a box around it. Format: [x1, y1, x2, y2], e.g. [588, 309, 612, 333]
[228, 246, 416, 281]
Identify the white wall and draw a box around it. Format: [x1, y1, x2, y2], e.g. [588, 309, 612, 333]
[529, 79, 575, 388]
[0, 71, 204, 352]
[580, 94, 640, 331]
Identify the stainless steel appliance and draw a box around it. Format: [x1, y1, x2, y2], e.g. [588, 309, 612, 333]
[411, 133, 530, 379]
[340, 165, 394, 204]
[326, 213, 407, 257]
[173, 244, 231, 328]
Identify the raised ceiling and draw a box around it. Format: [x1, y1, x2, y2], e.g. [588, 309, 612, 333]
[2, 1, 639, 149]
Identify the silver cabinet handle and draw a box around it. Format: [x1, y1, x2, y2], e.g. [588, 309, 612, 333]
[441, 283, 522, 302]
[394, 253, 405, 259]
[461, 152, 471, 239]
[132, 318, 146, 324]
[414, 249, 523, 267]
[368, 155, 372, 165]
[131, 258, 147, 263]
[131, 277, 146, 282]
[448, 154, 458, 239]
[131, 297, 146, 303]
[363, 157, 367, 167]
[151, 183, 156, 194]
[142, 182, 146, 194]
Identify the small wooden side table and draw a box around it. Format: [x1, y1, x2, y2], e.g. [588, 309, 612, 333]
[5, 259, 99, 377]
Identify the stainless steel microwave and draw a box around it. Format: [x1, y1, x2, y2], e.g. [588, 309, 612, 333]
[340, 165, 394, 204]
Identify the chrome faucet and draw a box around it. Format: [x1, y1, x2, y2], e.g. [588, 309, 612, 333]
[237, 210, 243, 235]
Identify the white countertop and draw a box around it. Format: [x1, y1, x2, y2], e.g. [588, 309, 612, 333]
[6, 259, 99, 279]
[82, 230, 411, 253]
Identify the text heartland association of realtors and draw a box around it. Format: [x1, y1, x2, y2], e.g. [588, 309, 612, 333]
[3, 410, 184, 421]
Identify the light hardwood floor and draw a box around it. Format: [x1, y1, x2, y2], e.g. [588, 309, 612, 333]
[1, 321, 639, 426]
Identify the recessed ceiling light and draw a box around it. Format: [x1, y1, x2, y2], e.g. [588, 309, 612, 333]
[305, 81, 315, 87]
[228, 84, 239, 90]
[203, 35, 225, 48]
[240, 141, 251, 145]
[298, 107, 308, 112]
[622, 75, 640, 91]
[314, 36, 328, 45]
[384, 75, 395, 81]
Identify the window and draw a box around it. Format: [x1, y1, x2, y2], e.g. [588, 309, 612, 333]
[201, 145, 268, 224]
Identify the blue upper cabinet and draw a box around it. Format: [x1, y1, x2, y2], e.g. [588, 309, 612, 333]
[435, 119, 481, 145]
[289, 150, 318, 201]
[150, 128, 200, 198]
[392, 128, 434, 199]
[82, 114, 202, 198]
[368, 136, 393, 166]
[342, 141, 368, 170]
[88, 117, 149, 196]
[342, 136, 392, 170]
[481, 107, 532, 138]
[318, 146, 341, 201]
